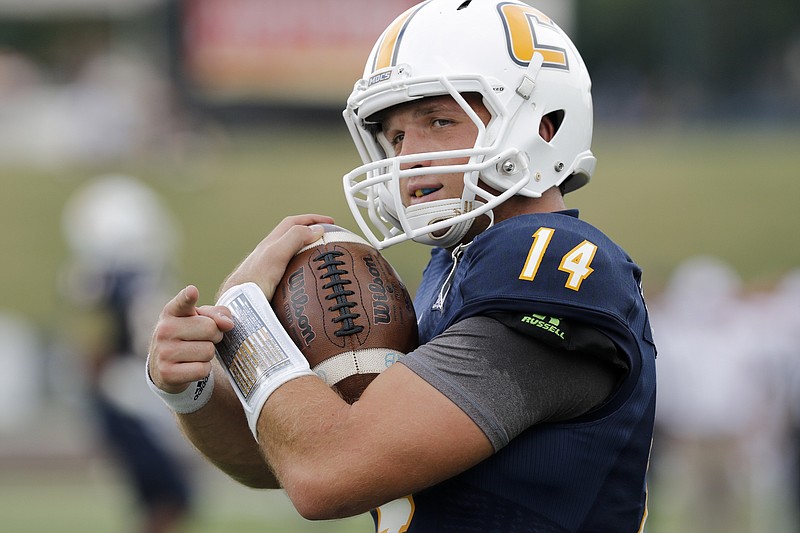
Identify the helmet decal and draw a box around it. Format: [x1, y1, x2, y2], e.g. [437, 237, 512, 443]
[497, 2, 569, 70]
[371, 1, 430, 72]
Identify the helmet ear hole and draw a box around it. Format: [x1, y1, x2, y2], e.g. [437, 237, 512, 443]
[542, 110, 565, 142]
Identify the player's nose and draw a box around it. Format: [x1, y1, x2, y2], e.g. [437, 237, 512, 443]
[398, 133, 433, 171]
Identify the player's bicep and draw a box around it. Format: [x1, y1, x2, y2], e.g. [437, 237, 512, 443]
[352, 362, 493, 495]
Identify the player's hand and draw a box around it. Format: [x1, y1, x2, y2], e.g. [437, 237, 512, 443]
[148, 285, 234, 394]
[219, 214, 334, 300]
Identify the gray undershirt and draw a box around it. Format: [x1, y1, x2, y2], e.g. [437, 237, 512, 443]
[399, 315, 622, 451]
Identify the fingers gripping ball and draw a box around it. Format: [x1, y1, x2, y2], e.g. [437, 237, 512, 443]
[272, 224, 418, 403]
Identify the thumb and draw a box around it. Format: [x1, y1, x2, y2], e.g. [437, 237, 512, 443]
[306, 224, 327, 244]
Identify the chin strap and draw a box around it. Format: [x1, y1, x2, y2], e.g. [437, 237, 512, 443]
[405, 198, 489, 248]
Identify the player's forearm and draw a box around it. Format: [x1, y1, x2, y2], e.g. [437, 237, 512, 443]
[256, 377, 401, 519]
[178, 362, 280, 489]
[254, 364, 494, 520]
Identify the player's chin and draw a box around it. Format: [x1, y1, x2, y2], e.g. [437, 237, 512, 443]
[431, 226, 449, 238]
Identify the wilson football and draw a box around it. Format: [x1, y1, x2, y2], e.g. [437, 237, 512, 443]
[272, 224, 418, 403]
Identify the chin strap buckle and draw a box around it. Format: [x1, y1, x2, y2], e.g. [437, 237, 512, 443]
[515, 52, 545, 100]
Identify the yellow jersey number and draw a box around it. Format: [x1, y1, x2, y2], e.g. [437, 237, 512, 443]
[519, 227, 597, 291]
[375, 496, 415, 533]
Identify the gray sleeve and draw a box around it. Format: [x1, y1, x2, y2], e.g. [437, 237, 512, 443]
[398, 315, 621, 451]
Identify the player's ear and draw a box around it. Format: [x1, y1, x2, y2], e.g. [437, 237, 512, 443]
[539, 115, 556, 143]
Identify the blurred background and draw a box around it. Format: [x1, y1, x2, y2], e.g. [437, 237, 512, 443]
[0, 0, 798, 531]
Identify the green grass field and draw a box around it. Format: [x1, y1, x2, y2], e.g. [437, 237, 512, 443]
[0, 460, 374, 532]
[1, 123, 799, 532]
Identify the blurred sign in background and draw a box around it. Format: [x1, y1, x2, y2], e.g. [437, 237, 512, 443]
[179, 0, 417, 105]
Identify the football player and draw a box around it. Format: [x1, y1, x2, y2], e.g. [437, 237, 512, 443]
[147, 1, 656, 531]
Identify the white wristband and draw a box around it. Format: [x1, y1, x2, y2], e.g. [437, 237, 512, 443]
[145, 355, 215, 414]
[215, 282, 315, 438]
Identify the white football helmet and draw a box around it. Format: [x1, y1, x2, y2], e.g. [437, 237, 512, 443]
[343, 0, 596, 249]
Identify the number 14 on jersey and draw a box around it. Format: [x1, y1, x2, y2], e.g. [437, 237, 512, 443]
[519, 227, 597, 291]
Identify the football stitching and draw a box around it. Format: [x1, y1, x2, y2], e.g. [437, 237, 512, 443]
[313, 249, 365, 337]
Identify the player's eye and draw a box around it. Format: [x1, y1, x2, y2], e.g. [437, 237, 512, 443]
[389, 132, 404, 153]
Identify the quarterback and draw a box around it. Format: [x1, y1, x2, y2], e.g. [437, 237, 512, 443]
[147, 1, 657, 532]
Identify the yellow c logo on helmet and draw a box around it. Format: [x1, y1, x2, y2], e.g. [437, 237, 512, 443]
[498, 2, 569, 70]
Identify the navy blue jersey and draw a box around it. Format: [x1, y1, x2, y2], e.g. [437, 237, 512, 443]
[376, 211, 656, 532]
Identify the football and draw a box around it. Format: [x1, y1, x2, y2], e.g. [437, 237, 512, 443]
[272, 224, 418, 403]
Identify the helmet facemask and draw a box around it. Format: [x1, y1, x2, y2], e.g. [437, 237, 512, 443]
[344, 75, 533, 249]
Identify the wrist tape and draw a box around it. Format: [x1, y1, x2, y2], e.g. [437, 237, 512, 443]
[146, 355, 215, 414]
[215, 282, 315, 438]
